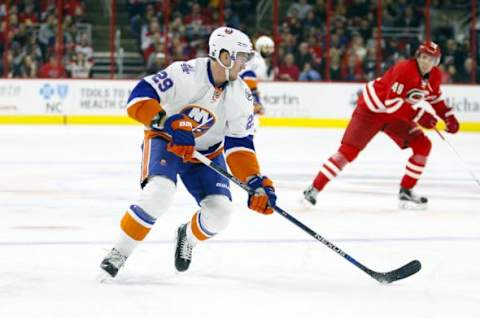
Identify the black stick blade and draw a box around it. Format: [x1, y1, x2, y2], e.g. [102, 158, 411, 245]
[372, 260, 422, 284]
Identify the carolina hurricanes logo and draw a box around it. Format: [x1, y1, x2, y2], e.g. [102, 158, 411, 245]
[406, 88, 429, 104]
[180, 104, 216, 137]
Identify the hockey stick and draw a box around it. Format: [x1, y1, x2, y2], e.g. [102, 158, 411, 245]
[434, 128, 480, 187]
[193, 150, 421, 284]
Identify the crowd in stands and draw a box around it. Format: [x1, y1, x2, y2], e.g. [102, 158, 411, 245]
[275, 0, 477, 83]
[1, 0, 477, 83]
[127, 0, 478, 83]
[126, 0, 255, 73]
[0, 0, 93, 78]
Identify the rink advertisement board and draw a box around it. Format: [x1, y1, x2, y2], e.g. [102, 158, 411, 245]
[258, 82, 480, 131]
[0, 79, 135, 124]
[0, 79, 479, 131]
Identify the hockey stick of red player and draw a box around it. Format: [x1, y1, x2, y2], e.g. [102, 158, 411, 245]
[434, 128, 480, 187]
[193, 150, 421, 284]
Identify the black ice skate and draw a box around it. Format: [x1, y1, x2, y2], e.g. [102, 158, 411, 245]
[398, 187, 428, 210]
[302, 184, 319, 206]
[99, 248, 127, 279]
[174, 223, 195, 272]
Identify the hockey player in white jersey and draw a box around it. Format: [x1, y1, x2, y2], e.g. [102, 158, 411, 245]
[100, 26, 277, 278]
[240, 35, 275, 116]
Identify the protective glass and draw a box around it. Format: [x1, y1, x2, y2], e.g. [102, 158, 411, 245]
[234, 51, 254, 64]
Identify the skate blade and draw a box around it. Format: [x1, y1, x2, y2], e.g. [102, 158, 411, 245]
[398, 201, 428, 211]
[97, 270, 115, 283]
[295, 196, 315, 211]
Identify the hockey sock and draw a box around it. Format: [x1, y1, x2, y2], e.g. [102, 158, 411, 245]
[400, 136, 432, 189]
[313, 144, 358, 191]
[187, 211, 216, 243]
[115, 205, 157, 256]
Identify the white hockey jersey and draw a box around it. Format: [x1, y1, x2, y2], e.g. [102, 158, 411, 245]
[241, 51, 273, 81]
[126, 57, 256, 154]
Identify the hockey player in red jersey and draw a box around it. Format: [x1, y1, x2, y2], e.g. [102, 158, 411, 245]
[303, 41, 460, 210]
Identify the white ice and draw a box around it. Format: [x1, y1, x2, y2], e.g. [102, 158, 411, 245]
[0, 125, 479, 318]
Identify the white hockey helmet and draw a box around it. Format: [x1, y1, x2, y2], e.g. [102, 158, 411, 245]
[208, 26, 254, 67]
[255, 35, 275, 55]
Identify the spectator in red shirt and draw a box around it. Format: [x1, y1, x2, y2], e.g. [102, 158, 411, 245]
[64, 0, 85, 18]
[277, 53, 300, 81]
[38, 55, 66, 78]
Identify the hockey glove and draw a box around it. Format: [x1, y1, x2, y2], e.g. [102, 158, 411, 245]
[444, 115, 459, 134]
[246, 175, 276, 215]
[414, 109, 437, 129]
[164, 114, 195, 160]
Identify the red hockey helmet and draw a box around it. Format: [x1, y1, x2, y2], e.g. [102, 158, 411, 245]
[415, 41, 441, 65]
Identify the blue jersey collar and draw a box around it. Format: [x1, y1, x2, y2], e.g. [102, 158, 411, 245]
[207, 59, 228, 90]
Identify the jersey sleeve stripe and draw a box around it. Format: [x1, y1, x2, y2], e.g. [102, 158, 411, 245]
[127, 98, 163, 126]
[224, 135, 255, 152]
[362, 85, 381, 112]
[367, 80, 386, 110]
[445, 109, 454, 117]
[243, 78, 258, 90]
[224, 135, 259, 181]
[226, 150, 260, 182]
[127, 79, 160, 103]
[240, 70, 257, 79]
[430, 94, 444, 104]
[225, 146, 255, 157]
[126, 97, 152, 109]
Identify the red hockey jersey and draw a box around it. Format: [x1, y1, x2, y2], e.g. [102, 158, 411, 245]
[359, 59, 454, 121]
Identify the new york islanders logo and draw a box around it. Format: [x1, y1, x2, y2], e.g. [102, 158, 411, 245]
[180, 104, 216, 137]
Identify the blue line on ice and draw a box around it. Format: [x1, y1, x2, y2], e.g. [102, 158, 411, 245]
[1, 236, 479, 246]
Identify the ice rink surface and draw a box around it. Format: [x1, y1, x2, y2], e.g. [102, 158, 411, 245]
[1, 125, 479, 318]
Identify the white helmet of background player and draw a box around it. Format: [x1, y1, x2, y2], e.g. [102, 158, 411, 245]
[255, 35, 275, 58]
[209, 26, 254, 74]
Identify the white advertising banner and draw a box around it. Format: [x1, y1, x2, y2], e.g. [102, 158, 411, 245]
[0, 79, 134, 115]
[259, 82, 480, 122]
[260, 82, 362, 119]
[0, 79, 479, 122]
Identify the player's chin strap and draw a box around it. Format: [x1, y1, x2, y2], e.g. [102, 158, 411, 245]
[215, 54, 235, 81]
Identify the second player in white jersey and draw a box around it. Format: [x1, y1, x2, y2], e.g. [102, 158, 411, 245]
[246, 50, 274, 81]
[240, 35, 275, 116]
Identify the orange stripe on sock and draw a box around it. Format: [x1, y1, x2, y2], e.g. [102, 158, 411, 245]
[120, 212, 151, 241]
[190, 212, 209, 241]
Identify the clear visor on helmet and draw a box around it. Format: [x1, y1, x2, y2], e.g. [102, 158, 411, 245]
[233, 51, 254, 64]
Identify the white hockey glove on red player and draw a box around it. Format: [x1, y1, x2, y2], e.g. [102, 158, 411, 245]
[246, 175, 276, 215]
